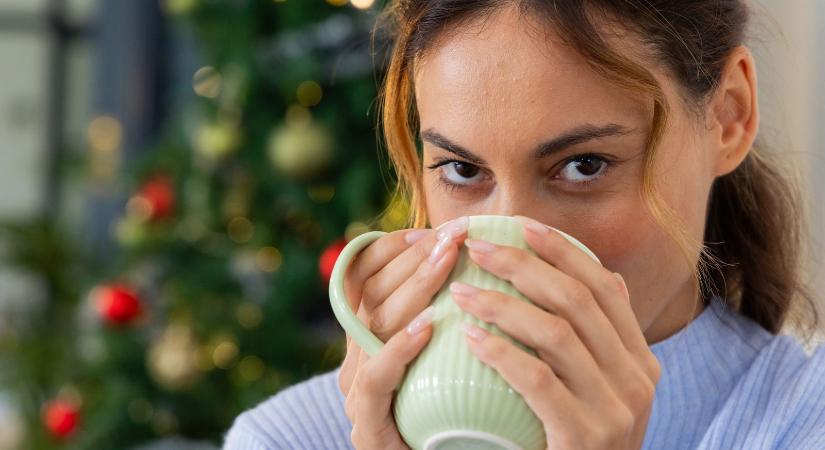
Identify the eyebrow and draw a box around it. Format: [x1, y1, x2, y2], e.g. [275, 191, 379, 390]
[420, 123, 635, 165]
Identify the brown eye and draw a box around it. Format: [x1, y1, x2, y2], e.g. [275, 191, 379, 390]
[558, 155, 608, 183]
[574, 156, 604, 176]
[452, 162, 479, 178]
[428, 159, 484, 188]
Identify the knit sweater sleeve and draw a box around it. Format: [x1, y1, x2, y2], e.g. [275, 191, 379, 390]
[773, 342, 825, 449]
[221, 368, 353, 450]
[692, 335, 825, 449]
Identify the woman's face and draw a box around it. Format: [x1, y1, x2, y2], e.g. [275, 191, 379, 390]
[413, 6, 754, 342]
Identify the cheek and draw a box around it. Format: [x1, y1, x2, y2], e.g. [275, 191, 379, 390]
[562, 192, 656, 274]
[580, 154, 711, 316]
[558, 164, 705, 308]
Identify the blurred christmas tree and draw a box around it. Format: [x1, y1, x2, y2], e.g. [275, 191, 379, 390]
[0, 0, 406, 448]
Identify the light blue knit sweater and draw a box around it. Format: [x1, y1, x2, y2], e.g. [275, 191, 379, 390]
[222, 295, 825, 449]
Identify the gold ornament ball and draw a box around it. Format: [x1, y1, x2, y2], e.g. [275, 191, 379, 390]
[113, 215, 147, 247]
[146, 323, 201, 390]
[195, 121, 241, 160]
[267, 121, 333, 178]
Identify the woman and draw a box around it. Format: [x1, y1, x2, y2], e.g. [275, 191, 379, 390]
[223, 0, 824, 448]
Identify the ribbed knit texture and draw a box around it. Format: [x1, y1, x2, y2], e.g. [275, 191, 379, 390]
[222, 295, 825, 449]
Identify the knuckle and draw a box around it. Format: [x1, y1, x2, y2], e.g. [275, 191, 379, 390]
[476, 292, 504, 322]
[504, 248, 529, 273]
[344, 395, 356, 421]
[587, 428, 610, 449]
[641, 373, 656, 400]
[613, 404, 635, 437]
[367, 311, 393, 341]
[360, 277, 380, 311]
[472, 333, 499, 359]
[412, 257, 435, 282]
[564, 281, 594, 311]
[337, 370, 351, 395]
[350, 427, 364, 448]
[542, 316, 574, 347]
[524, 362, 555, 392]
[503, 251, 531, 282]
[585, 406, 630, 449]
[511, 247, 530, 265]
[646, 355, 663, 383]
[627, 377, 655, 415]
[414, 236, 434, 260]
[604, 269, 626, 296]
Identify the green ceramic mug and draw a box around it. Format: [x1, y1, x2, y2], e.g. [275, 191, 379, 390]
[329, 215, 600, 450]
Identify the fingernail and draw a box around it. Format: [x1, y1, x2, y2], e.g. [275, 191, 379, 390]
[406, 306, 435, 335]
[429, 234, 451, 263]
[515, 216, 548, 234]
[464, 239, 496, 253]
[460, 321, 489, 341]
[436, 216, 469, 241]
[449, 281, 478, 297]
[404, 229, 428, 244]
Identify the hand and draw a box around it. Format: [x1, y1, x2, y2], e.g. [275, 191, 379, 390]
[450, 215, 661, 450]
[347, 306, 435, 449]
[338, 218, 469, 436]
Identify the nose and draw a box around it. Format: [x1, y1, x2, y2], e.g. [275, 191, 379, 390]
[485, 185, 541, 217]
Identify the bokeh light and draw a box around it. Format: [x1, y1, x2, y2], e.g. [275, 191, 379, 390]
[193, 66, 222, 98]
[236, 302, 263, 329]
[87, 115, 122, 154]
[350, 0, 375, 9]
[212, 338, 239, 369]
[296, 80, 322, 107]
[227, 217, 255, 243]
[255, 246, 283, 272]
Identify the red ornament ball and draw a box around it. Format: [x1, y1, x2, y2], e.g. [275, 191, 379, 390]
[92, 283, 143, 326]
[136, 175, 175, 221]
[319, 238, 348, 285]
[43, 400, 80, 439]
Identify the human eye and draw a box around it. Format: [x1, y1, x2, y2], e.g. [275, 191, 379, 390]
[553, 154, 612, 186]
[425, 158, 486, 191]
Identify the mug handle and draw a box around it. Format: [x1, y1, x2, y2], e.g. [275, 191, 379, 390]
[328, 230, 388, 356]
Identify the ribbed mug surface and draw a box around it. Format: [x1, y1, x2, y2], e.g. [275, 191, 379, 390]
[394, 215, 546, 450]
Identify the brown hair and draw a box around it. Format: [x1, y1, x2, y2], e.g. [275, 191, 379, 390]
[372, 0, 817, 337]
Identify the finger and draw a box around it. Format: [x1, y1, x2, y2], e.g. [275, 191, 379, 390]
[367, 235, 461, 341]
[514, 215, 649, 361]
[463, 239, 629, 375]
[344, 344, 371, 423]
[460, 321, 582, 427]
[451, 283, 607, 402]
[339, 336, 361, 397]
[355, 307, 435, 437]
[453, 277, 657, 420]
[344, 368, 357, 422]
[361, 217, 468, 311]
[342, 228, 425, 311]
[340, 305, 372, 399]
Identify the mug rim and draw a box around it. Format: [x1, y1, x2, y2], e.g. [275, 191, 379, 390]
[459, 214, 601, 264]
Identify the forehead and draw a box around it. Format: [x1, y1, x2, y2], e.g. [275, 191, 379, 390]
[413, 7, 651, 145]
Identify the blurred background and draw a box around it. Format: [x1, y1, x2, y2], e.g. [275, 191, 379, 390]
[0, 1, 822, 449]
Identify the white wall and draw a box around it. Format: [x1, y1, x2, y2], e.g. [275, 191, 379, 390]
[750, 0, 825, 333]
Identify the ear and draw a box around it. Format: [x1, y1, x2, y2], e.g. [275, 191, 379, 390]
[706, 45, 759, 177]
